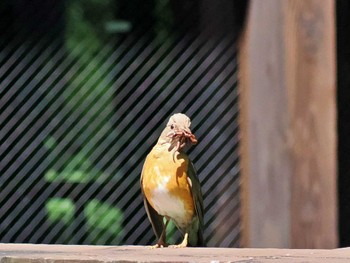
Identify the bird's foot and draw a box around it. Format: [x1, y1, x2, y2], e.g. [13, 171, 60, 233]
[149, 241, 168, 249]
[169, 233, 188, 248]
[169, 243, 187, 248]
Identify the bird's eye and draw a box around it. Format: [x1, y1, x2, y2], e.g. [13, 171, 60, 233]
[170, 124, 174, 129]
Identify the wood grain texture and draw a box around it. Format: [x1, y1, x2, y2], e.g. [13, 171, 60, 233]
[1, 244, 350, 263]
[239, 0, 337, 248]
[285, 0, 337, 248]
[237, 17, 250, 248]
[239, 0, 291, 248]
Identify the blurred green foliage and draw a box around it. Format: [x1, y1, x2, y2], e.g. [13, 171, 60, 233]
[46, 198, 75, 224]
[45, 198, 124, 244]
[65, 0, 116, 56]
[45, 0, 119, 185]
[45, 0, 175, 245]
[46, 0, 123, 242]
[85, 200, 124, 244]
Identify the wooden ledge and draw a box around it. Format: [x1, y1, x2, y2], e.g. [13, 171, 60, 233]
[0, 244, 349, 263]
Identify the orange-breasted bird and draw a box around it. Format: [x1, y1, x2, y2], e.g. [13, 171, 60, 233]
[140, 113, 205, 248]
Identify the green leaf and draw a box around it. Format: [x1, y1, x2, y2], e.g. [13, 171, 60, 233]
[46, 198, 75, 224]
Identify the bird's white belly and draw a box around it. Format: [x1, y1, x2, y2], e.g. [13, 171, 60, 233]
[150, 175, 187, 225]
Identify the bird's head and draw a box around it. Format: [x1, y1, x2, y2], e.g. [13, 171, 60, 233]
[157, 113, 197, 152]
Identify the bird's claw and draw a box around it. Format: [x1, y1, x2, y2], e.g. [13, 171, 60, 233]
[169, 233, 188, 248]
[149, 240, 168, 249]
[168, 244, 187, 248]
[149, 244, 163, 249]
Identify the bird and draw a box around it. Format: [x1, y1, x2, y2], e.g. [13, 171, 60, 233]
[140, 113, 205, 248]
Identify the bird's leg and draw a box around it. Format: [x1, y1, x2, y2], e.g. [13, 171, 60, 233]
[158, 219, 169, 245]
[169, 232, 189, 248]
[150, 219, 170, 248]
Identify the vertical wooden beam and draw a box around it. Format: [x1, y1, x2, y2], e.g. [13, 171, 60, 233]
[285, 0, 337, 248]
[238, 18, 250, 249]
[239, 0, 291, 248]
[239, 0, 337, 248]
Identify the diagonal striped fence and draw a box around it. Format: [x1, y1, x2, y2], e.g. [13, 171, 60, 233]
[0, 1, 241, 247]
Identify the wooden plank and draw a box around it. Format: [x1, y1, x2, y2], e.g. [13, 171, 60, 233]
[284, 0, 337, 248]
[0, 244, 350, 263]
[1, 244, 350, 263]
[239, 0, 337, 248]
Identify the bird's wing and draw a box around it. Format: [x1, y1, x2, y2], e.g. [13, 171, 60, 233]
[140, 159, 164, 242]
[187, 160, 205, 246]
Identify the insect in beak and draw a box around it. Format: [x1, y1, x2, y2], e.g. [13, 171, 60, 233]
[167, 129, 198, 161]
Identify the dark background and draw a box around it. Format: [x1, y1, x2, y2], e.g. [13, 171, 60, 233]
[337, 0, 350, 248]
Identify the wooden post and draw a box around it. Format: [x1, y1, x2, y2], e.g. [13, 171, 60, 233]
[239, 0, 337, 248]
[286, 0, 337, 248]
